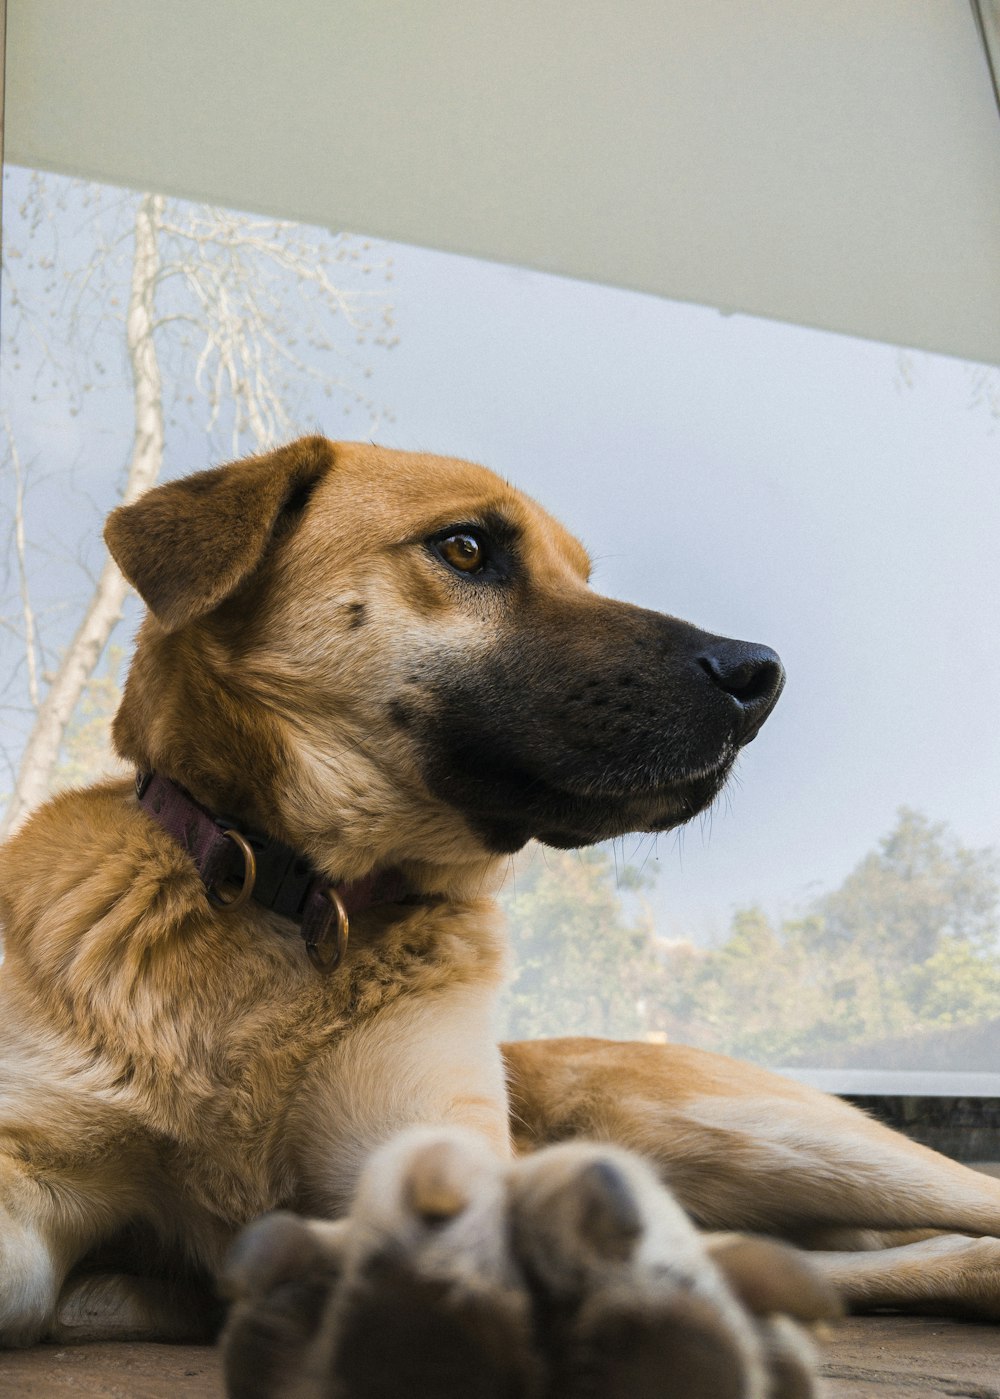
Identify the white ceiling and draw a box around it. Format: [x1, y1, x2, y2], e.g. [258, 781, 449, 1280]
[6, 0, 1000, 365]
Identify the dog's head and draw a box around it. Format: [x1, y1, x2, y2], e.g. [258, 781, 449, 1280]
[106, 438, 783, 875]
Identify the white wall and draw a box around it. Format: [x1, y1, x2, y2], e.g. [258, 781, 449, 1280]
[6, 0, 1000, 364]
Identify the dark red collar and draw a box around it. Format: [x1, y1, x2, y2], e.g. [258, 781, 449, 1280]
[135, 771, 411, 973]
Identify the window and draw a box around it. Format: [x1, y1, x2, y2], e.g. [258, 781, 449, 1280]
[4, 166, 998, 1103]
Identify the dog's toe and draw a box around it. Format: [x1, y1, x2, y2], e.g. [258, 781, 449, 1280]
[302, 1129, 538, 1399]
[221, 1213, 346, 1399]
[508, 1143, 769, 1397]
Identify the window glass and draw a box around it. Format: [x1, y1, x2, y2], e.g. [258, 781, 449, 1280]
[3, 166, 998, 1076]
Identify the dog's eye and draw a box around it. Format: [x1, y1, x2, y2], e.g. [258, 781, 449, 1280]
[436, 532, 485, 574]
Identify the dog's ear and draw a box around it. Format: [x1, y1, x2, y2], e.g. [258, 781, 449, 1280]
[104, 435, 335, 631]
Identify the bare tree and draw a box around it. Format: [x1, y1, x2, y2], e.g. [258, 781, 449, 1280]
[1, 194, 164, 832]
[2, 412, 40, 712]
[1, 175, 394, 835]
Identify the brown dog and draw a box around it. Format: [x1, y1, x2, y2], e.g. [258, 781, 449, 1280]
[1, 438, 998, 1397]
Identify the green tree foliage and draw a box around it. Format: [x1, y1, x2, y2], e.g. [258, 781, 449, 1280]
[658, 808, 1000, 1064]
[814, 808, 998, 961]
[499, 846, 664, 1041]
[497, 809, 1000, 1065]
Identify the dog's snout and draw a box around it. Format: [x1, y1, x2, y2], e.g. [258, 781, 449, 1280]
[697, 640, 785, 743]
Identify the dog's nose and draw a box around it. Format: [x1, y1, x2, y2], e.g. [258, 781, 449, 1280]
[697, 640, 785, 744]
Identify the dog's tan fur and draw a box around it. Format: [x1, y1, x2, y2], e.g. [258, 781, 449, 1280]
[2, 438, 1000, 1393]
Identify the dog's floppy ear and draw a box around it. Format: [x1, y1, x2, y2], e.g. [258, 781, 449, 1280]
[104, 435, 335, 631]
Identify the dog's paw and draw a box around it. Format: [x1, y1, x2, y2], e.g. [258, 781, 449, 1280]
[221, 1131, 839, 1398]
[222, 1131, 536, 1399]
[504, 1143, 838, 1399]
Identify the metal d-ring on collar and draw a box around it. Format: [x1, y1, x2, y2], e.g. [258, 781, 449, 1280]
[132, 771, 413, 977]
[207, 829, 257, 910]
[305, 887, 350, 972]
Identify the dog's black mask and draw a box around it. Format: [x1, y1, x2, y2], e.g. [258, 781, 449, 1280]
[410, 594, 784, 854]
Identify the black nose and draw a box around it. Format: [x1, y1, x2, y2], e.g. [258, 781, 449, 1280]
[697, 640, 785, 744]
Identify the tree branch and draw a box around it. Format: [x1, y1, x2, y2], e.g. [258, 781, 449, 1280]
[0, 194, 166, 836]
[3, 412, 40, 710]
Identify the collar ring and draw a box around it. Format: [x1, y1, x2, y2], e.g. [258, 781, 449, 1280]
[306, 888, 350, 973]
[208, 829, 257, 910]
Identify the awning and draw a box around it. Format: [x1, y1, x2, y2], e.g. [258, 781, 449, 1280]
[6, 0, 1000, 364]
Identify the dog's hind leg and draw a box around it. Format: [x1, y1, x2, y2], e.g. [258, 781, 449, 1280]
[503, 1039, 1000, 1241]
[806, 1233, 1000, 1320]
[505, 1039, 1000, 1318]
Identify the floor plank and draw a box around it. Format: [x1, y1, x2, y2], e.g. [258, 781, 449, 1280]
[820, 1317, 1000, 1398]
[0, 1317, 997, 1396]
[0, 1341, 223, 1397]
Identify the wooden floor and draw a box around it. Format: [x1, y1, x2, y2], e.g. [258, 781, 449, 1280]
[1, 1317, 997, 1397]
[818, 1317, 999, 1397]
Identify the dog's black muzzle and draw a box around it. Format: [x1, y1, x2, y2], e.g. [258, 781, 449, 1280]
[414, 597, 785, 853]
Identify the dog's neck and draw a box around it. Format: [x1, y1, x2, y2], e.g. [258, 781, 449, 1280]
[135, 770, 428, 973]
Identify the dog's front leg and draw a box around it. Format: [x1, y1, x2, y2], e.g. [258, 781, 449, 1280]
[0, 1138, 193, 1348]
[0, 1139, 224, 1348]
[226, 994, 838, 1397]
[0, 1152, 67, 1348]
[223, 988, 515, 1395]
[289, 987, 511, 1217]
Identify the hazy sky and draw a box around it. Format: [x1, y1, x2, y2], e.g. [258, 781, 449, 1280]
[354, 243, 1000, 937]
[3, 168, 998, 940]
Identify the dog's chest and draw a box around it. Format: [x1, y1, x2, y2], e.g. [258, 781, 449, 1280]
[2, 808, 506, 1222]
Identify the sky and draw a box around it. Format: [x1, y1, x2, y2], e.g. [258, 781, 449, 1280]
[2, 166, 998, 942]
[341, 243, 1000, 939]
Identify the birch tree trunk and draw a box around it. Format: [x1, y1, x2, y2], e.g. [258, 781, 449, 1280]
[0, 194, 165, 836]
[4, 412, 40, 711]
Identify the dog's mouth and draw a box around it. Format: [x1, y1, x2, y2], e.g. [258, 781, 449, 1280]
[422, 735, 739, 854]
[530, 764, 735, 849]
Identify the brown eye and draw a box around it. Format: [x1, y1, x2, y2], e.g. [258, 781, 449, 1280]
[437, 532, 484, 573]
